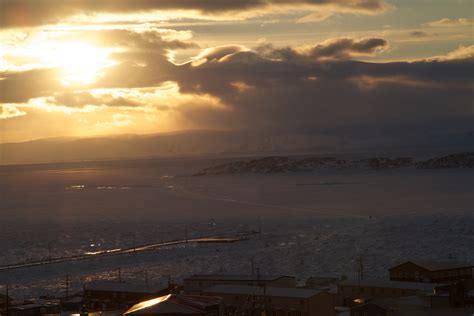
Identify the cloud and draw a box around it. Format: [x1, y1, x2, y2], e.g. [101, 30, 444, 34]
[424, 45, 474, 62]
[409, 31, 429, 38]
[255, 37, 389, 61]
[0, 104, 26, 119]
[170, 42, 473, 136]
[426, 18, 474, 27]
[1, 35, 472, 145]
[0, 0, 391, 28]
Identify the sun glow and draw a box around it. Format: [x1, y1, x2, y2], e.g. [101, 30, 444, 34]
[51, 43, 115, 85]
[10, 40, 117, 86]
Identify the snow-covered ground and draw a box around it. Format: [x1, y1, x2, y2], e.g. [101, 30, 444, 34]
[0, 157, 473, 297]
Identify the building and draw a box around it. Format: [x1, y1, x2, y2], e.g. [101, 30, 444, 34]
[124, 294, 222, 316]
[183, 274, 296, 294]
[84, 281, 172, 311]
[350, 302, 388, 316]
[337, 280, 444, 305]
[203, 285, 335, 316]
[389, 261, 473, 283]
[0, 294, 12, 310]
[8, 304, 42, 316]
[352, 296, 474, 316]
[7, 301, 60, 316]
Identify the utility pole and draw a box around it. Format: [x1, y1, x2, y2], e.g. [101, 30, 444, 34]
[48, 242, 52, 263]
[65, 275, 69, 300]
[257, 216, 262, 234]
[145, 271, 148, 287]
[118, 268, 122, 282]
[263, 284, 267, 316]
[184, 224, 188, 247]
[133, 233, 136, 253]
[5, 284, 9, 316]
[357, 255, 364, 285]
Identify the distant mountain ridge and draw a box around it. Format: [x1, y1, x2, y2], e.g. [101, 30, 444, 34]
[1, 129, 473, 165]
[194, 153, 474, 175]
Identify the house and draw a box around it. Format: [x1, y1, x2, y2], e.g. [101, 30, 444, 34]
[84, 281, 171, 311]
[0, 294, 12, 310]
[337, 280, 444, 305]
[350, 302, 388, 316]
[8, 304, 43, 316]
[203, 285, 335, 316]
[124, 294, 222, 316]
[183, 274, 296, 294]
[353, 296, 474, 316]
[389, 261, 473, 283]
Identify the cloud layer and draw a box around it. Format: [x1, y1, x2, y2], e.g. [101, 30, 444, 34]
[0, 0, 390, 28]
[1, 20, 473, 146]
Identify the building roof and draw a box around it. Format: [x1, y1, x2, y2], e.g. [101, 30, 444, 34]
[389, 260, 473, 271]
[11, 304, 43, 310]
[85, 281, 168, 294]
[350, 302, 389, 311]
[203, 285, 322, 299]
[124, 295, 221, 315]
[185, 274, 293, 282]
[338, 280, 444, 292]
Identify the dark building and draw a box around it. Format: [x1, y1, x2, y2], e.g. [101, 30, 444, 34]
[124, 294, 222, 316]
[0, 294, 12, 310]
[337, 280, 443, 306]
[350, 302, 388, 316]
[8, 304, 42, 316]
[203, 285, 335, 316]
[389, 261, 473, 283]
[183, 274, 296, 294]
[84, 281, 171, 311]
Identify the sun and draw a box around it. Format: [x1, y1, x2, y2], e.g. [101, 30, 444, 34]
[28, 41, 116, 86]
[52, 42, 115, 86]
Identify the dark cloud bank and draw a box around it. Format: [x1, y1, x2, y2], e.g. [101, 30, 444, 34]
[1, 30, 473, 159]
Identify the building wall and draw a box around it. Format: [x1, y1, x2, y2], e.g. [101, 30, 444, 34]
[338, 284, 422, 302]
[390, 263, 473, 283]
[203, 292, 334, 316]
[350, 304, 387, 316]
[389, 263, 431, 282]
[184, 277, 296, 294]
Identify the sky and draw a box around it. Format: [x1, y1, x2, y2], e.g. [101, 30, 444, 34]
[0, 0, 473, 144]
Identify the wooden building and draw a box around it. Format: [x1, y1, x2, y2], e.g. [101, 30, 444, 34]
[389, 261, 473, 283]
[183, 274, 296, 294]
[203, 285, 335, 316]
